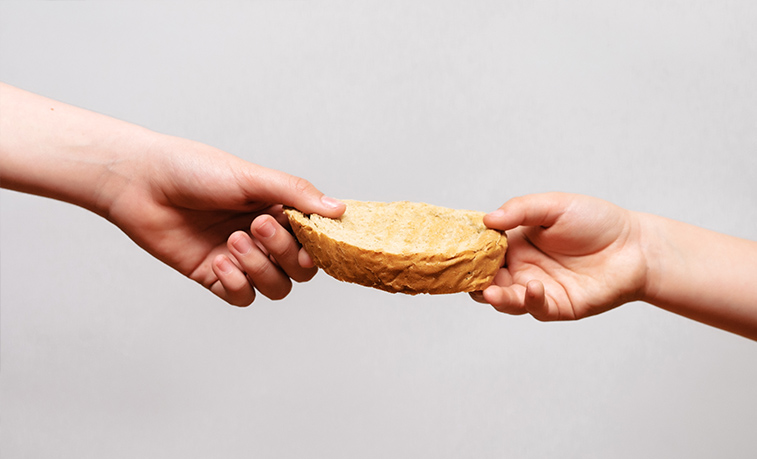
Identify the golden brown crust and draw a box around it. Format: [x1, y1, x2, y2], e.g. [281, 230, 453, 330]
[284, 201, 507, 295]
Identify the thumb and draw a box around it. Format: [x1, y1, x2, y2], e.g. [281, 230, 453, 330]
[483, 192, 572, 231]
[244, 165, 346, 218]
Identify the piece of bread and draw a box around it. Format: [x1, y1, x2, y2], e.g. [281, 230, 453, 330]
[284, 200, 507, 295]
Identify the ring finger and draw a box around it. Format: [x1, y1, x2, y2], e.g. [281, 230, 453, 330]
[250, 214, 318, 283]
[228, 230, 292, 300]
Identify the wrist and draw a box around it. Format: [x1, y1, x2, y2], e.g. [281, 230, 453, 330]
[636, 212, 666, 307]
[84, 123, 161, 219]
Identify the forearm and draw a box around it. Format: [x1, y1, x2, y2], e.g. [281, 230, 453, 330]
[0, 83, 157, 217]
[641, 212, 757, 340]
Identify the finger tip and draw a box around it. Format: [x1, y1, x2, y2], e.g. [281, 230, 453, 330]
[319, 196, 346, 217]
[251, 215, 277, 239]
[228, 229, 248, 244]
[485, 209, 506, 220]
[523, 280, 551, 319]
[481, 285, 502, 305]
[213, 254, 234, 274]
[483, 209, 512, 230]
[266, 285, 292, 301]
[525, 279, 545, 297]
[298, 248, 316, 268]
[469, 290, 486, 304]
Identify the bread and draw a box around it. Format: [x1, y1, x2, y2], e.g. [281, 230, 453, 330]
[284, 200, 507, 295]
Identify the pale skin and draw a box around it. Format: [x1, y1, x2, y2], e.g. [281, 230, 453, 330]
[0, 82, 345, 306]
[3, 84, 756, 340]
[471, 193, 757, 341]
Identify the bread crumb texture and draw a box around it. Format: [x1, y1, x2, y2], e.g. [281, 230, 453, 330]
[284, 200, 507, 295]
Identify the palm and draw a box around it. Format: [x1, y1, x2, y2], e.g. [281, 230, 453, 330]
[482, 194, 647, 321]
[503, 226, 642, 320]
[106, 140, 283, 288]
[110, 187, 271, 289]
[127, 201, 274, 287]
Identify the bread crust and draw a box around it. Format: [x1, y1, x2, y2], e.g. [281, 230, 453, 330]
[284, 200, 507, 295]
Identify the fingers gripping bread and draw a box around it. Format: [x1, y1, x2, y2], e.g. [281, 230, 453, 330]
[284, 200, 508, 295]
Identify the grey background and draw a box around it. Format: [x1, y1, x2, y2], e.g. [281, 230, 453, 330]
[2, 1, 756, 458]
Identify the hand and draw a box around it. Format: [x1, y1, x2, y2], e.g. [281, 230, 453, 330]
[105, 135, 345, 306]
[0, 83, 344, 307]
[471, 193, 648, 321]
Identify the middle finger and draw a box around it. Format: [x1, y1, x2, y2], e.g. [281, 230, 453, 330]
[250, 214, 318, 283]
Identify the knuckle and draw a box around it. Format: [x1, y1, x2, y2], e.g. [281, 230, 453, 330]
[271, 238, 298, 260]
[288, 176, 315, 196]
[245, 256, 275, 279]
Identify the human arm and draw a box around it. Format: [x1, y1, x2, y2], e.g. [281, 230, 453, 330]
[0, 82, 345, 306]
[472, 192, 757, 341]
[641, 212, 757, 340]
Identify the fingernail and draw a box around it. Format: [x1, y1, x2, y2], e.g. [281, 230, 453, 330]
[256, 220, 275, 238]
[299, 248, 315, 268]
[321, 195, 343, 209]
[216, 256, 233, 274]
[487, 209, 506, 219]
[231, 234, 252, 255]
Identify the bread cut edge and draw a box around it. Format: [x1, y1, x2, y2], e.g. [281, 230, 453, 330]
[284, 205, 508, 295]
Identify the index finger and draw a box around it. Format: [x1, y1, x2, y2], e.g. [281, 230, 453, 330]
[251, 214, 318, 283]
[243, 165, 346, 219]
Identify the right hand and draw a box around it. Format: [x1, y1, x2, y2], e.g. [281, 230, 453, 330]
[105, 134, 345, 306]
[471, 193, 649, 321]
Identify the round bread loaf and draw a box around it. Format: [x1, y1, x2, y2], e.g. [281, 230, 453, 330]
[284, 200, 508, 295]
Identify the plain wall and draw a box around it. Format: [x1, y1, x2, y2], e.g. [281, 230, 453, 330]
[2, 1, 756, 458]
